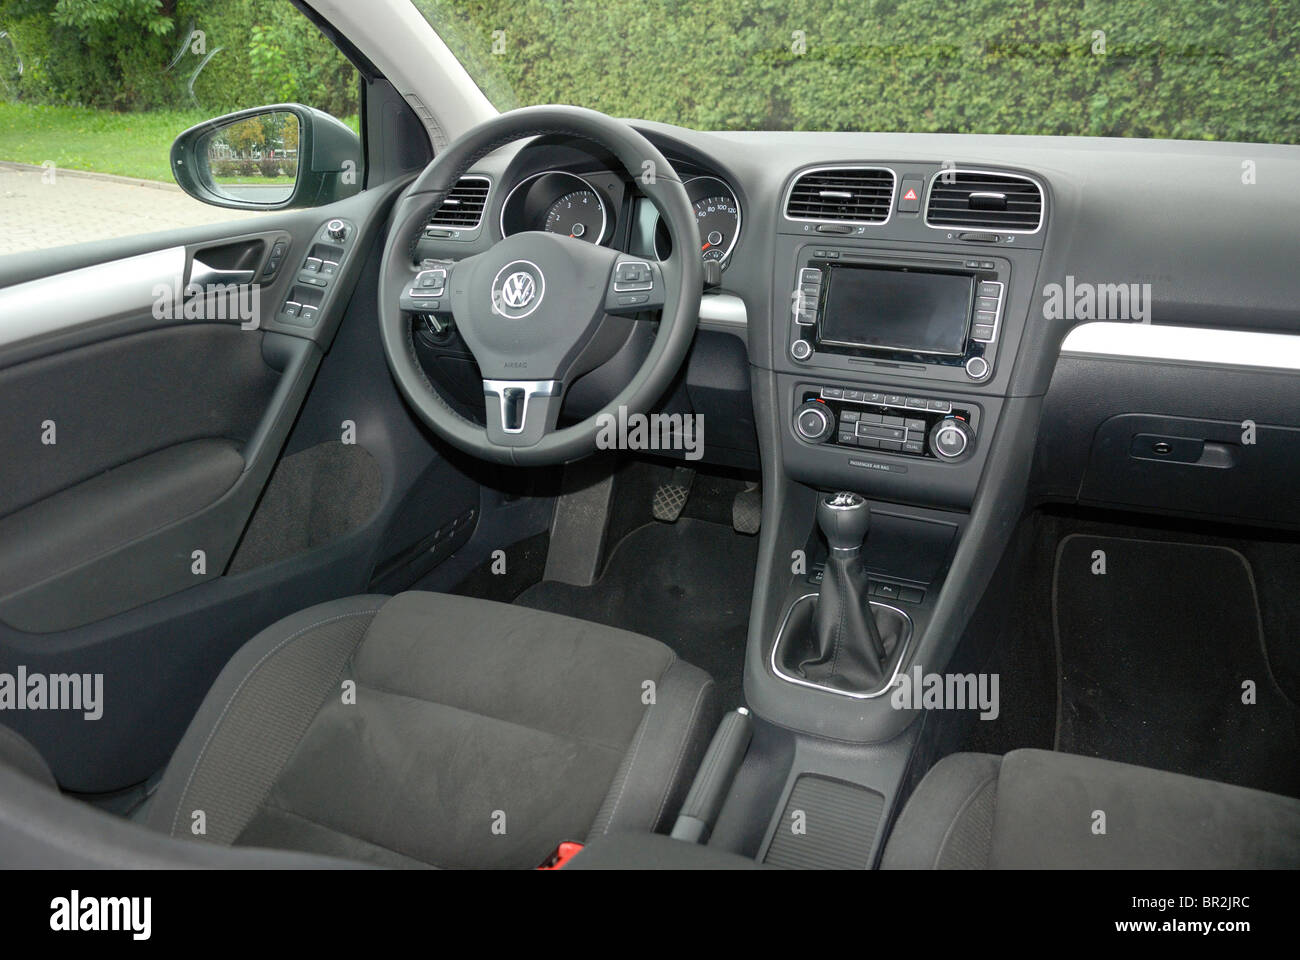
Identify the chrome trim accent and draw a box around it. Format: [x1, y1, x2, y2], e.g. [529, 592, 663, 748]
[499, 170, 609, 245]
[427, 174, 492, 230]
[782, 165, 898, 228]
[770, 593, 914, 700]
[482, 379, 561, 435]
[924, 168, 1046, 235]
[0, 246, 185, 350]
[1060, 322, 1300, 371]
[698, 293, 747, 328]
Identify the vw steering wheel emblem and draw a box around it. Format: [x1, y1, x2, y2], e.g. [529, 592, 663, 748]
[502, 272, 535, 308]
[492, 260, 545, 319]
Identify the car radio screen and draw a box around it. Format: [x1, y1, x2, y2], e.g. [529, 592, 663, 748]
[818, 266, 974, 357]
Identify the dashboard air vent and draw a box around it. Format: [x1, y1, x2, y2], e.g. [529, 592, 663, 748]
[785, 167, 895, 224]
[925, 170, 1042, 232]
[428, 176, 490, 229]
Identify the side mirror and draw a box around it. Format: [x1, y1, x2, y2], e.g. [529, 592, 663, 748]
[171, 104, 361, 210]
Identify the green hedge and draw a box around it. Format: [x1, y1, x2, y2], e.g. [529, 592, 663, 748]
[418, 0, 1300, 143]
[2, 0, 1297, 144]
[0, 0, 358, 118]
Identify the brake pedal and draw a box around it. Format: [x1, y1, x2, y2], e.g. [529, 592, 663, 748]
[732, 483, 761, 535]
[652, 466, 695, 523]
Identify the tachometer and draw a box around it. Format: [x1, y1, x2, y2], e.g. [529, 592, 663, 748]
[544, 189, 605, 242]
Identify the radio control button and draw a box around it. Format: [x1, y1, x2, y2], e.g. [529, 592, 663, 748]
[965, 356, 991, 380]
[973, 324, 996, 340]
[791, 339, 813, 361]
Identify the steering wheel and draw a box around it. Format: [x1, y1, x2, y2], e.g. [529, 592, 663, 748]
[378, 106, 704, 465]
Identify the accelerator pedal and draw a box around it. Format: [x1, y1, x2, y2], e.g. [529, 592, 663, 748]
[732, 483, 762, 535]
[652, 466, 696, 523]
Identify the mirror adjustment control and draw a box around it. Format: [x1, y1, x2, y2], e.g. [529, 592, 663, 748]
[928, 417, 974, 460]
[794, 400, 835, 443]
[326, 219, 348, 242]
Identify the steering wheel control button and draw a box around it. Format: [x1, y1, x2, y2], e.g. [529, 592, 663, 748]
[490, 260, 545, 319]
[790, 339, 813, 361]
[929, 418, 974, 460]
[794, 401, 834, 443]
[617, 294, 650, 306]
[965, 355, 991, 381]
[613, 260, 654, 292]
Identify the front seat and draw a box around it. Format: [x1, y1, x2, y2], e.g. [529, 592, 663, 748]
[883, 749, 1300, 869]
[142, 592, 719, 869]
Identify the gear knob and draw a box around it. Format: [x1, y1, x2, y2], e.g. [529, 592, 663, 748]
[818, 491, 870, 553]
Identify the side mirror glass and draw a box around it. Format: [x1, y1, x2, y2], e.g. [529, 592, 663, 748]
[201, 111, 300, 206]
[172, 104, 361, 210]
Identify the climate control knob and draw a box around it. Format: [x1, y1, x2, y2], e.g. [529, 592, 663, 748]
[794, 401, 835, 444]
[928, 417, 974, 460]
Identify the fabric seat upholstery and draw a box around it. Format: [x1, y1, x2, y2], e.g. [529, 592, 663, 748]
[883, 748, 1300, 869]
[145, 591, 719, 869]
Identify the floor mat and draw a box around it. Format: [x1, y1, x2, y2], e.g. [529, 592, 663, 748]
[1053, 534, 1300, 797]
[516, 518, 756, 710]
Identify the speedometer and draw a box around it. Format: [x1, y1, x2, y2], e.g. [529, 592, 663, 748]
[654, 176, 741, 267]
[694, 194, 739, 261]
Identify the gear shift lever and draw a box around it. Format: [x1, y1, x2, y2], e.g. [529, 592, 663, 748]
[796, 492, 889, 690]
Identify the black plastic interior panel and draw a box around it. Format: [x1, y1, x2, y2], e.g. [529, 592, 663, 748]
[1081, 413, 1300, 527]
[0, 440, 244, 598]
[0, 332, 319, 633]
[1036, 355, 1300, 529]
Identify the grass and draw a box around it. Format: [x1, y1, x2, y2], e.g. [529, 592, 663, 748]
[0, 102, 362, 184]
[0, 102, 208, 182]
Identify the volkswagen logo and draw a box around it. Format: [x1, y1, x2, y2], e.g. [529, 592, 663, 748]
[491, 260, 545, 319]
[501, 271, 536, 308]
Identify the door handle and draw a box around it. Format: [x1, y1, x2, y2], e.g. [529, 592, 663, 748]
[189, 258, 256, 289]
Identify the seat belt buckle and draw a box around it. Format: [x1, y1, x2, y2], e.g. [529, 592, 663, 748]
[536, 840, 584, 870]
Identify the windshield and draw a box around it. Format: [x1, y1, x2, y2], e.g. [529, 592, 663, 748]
[413, 0, 1299, 144]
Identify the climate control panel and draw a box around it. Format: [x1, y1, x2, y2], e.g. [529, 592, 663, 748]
[793, 384, 978, 462]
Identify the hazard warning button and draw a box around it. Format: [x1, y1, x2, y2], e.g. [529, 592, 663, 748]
[898, 177, 924, 213]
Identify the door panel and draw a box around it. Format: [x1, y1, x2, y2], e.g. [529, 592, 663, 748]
[0, 178, 488, 790]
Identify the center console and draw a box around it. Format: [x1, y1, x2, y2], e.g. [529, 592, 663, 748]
[720, 162, 1050, 866]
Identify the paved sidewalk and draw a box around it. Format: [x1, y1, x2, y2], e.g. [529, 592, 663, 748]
[0, 166, 265, 257]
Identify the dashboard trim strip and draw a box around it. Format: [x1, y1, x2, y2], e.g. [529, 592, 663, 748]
[0, 246, 185, 350]
[1060, 321, 1300, 372]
